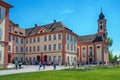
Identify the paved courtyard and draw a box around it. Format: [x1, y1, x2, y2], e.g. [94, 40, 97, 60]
[0, 65, 73, 76]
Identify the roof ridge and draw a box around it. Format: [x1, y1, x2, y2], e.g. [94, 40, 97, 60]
[79, 33, 97, 37]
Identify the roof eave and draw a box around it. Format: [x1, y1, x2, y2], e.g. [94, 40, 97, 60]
[0, 1, 13, 8]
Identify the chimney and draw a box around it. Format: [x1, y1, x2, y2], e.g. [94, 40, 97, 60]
[35, 24, 38, 27]
[53, 19, 56, 23]
[16, 24, 19, 27]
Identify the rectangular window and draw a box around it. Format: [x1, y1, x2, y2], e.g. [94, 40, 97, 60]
[29, 38, 32, 43]
[58, 43, 61, 50]
[49, 35, 51, 41]
[33, 37, 36, 43]
[49, 56, 51, 61]
[21, 39, 23, 44]
[74, 37, 76, 42]
[16, 46, 18, 52]
[74, 46, 76, 52]
[53, 44, 56, 50]
[37, 37, 40, 42]
[67, 44, 69, 50]
[49, 45, 51, 51]
[58, 56, 61, 62]
[9, 26, 12, 32]
[53, 34, 56, 40]
[71, 45, 73, 51]
[26, 39, 28, 44]
[53, 56, 56, 62]
[8, 45, 11, 51]
[21, 47, 23, 52]
[16, 37, 18, 43]
[29, 47, 32, 52]
[26, 47, 28, 52]
[44, 36, 47, 41]
[67, 34, 69, 40]
[33, 46, 36, 52]
[0, 51, 2, 61]
[9, 35, 11, 41]
[37, 46, 40, 51]
[44, 45, 47, 51]
[58, 34, 61, 40]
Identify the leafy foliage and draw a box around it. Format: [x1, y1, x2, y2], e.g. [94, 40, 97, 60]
[107, 37, 113, 47]
[109, 51, 118, 62]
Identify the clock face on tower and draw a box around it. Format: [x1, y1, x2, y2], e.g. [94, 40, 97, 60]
[0, 27, 2, 40]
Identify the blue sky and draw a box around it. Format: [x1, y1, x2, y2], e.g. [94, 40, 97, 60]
[5, 0, 120, 56]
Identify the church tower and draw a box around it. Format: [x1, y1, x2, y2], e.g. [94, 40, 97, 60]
[97, 9, 107, 39]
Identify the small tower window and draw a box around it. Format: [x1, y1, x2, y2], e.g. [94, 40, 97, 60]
[100, 25, 103, 30]
[100, 21, 103, 30]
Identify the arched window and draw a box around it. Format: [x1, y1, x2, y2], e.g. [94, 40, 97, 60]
[89, 47, 92, 56]
[100, 25, 102, 30]
[100, 21, 103, 30]
[82, 47, 86, 57]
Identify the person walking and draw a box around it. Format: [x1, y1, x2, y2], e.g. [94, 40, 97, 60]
[39, 61, 42, 70]
[15, 60, 18, 70]
[53, 62, 56, 70]
[43, 63, 45, 70]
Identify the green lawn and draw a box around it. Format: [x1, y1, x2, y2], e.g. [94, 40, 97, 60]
[0, 66, 120, 80]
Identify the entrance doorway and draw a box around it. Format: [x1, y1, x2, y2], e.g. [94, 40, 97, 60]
[8, 54, 11, 63]
[37, 55, 40, 61]
[89, 58, 93, 64]
[44, 55, 47, 62]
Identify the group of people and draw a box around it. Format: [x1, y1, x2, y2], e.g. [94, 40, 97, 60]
[15, 60, 22, 70]
[39, 61, 57, 70]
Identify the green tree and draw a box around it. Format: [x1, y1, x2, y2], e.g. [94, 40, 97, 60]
[113, 55, 118, 62]
[109, 51, 118, 62]
[107, 37, 113, 47]
[109, 51, 113, 62]
[107, 37, 113, 62]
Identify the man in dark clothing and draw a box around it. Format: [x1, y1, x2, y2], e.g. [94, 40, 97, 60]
[53, 62, 56, 70]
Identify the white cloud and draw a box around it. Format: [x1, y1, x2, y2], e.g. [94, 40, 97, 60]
[113, 51, 120, 56]
[61, 9, 74, 14]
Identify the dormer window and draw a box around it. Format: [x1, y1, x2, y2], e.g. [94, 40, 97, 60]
[40, 30, 43, 33]
[19, 32, 23, 35]
[39, 30, 45, 34]
[14, 31, 17, 33]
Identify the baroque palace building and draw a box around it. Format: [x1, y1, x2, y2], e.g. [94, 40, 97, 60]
[0, 1, 109, 68]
